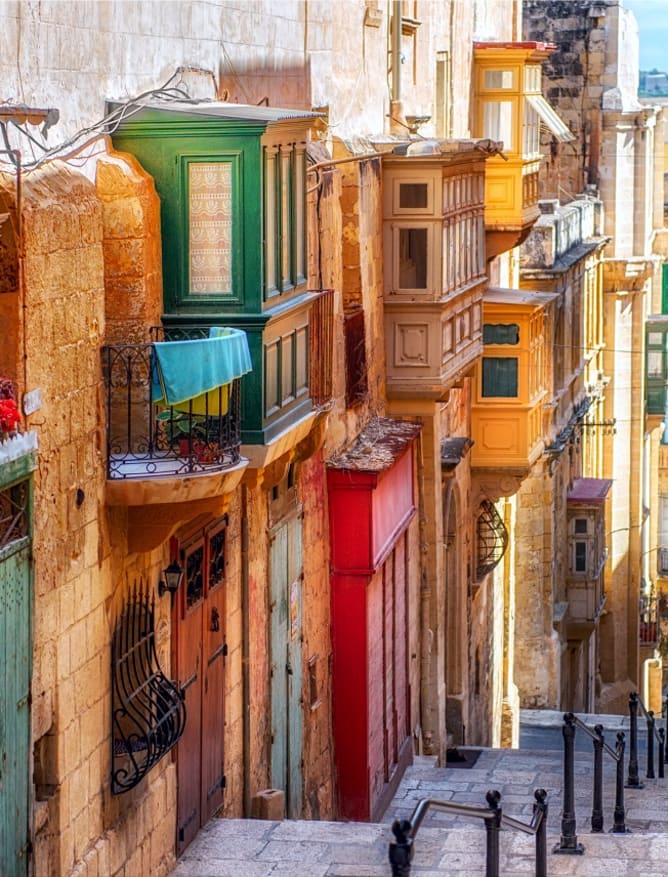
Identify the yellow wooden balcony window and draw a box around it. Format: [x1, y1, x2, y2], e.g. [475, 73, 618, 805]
[473, 43, 574, 255]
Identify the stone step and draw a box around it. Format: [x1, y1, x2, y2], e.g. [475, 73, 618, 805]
[172, 745, 668, 875]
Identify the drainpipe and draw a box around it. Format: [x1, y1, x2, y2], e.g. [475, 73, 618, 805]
[241, 484, 251, 816]
[416, 432, 433, 754]
[389, 0, 404, 134]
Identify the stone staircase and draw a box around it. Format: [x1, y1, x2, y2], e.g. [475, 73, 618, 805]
[171, 710, 668, 876]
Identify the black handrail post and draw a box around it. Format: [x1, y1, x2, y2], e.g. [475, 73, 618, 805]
[553, 713, 585, 854]
[484, 790, 502, 877]
[611, 732, 628, 834]
[591, 724, 604, 832]
[534, 789, 548, 877]
[659, 727, 665, 779]
[389, 819, 414, 877]
[647, 710, 656, 779]
[626, 692, 643, 788]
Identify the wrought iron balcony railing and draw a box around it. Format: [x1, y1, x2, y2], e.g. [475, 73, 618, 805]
[102, 327, 243, 480]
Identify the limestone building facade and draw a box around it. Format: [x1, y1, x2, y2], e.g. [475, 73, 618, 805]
[0, 2, 663, 876]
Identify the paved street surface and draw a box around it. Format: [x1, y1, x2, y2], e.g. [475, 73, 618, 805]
[171, 710, 668, 876]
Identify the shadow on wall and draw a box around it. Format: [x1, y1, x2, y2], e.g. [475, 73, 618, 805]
[217, 58, 312, 110]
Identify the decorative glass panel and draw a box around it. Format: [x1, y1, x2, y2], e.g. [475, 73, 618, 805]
[482, 357, 518, 397]
[648, 350, 664, 378]
[399, 228, 427, 288]
[189, 163, 233, 294]
[209, 525, 226, 589]
[483, 101, 513, 150]
[484, 69, 514, 89]
[483, 323, 520, 345]
[186, 544, 205, 609]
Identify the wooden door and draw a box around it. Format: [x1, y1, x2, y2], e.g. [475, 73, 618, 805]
[175, 518, 227, 856]
[269, 510, 303, 818]
[0, 479, 32, 877]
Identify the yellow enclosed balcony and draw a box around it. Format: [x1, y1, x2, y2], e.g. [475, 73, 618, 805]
[473, 42, 574, 259]
[471, 287, 556, 470]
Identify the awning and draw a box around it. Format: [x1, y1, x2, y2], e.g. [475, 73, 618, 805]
[567, 478, 613, 504]
[526, 94, 574, 143]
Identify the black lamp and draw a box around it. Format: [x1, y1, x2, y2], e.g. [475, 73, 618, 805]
[158, 560, 184, 597]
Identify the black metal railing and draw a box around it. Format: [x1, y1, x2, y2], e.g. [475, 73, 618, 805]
[102, 329, 243, 479]
[627, 691, 665, 787]
[388, 788, 548, 877]
[554, 712, 626, 855]
[111, 581, 186, 793]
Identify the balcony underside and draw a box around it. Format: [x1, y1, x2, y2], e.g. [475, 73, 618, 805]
[106, 458, 248, 553]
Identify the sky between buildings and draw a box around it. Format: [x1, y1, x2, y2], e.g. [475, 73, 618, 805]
[624, 0, 668, 70]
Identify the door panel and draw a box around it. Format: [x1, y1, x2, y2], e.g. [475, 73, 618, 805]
[270, 512, 303, 818]
[176, 519, 227, 857]
[176, 539, 205, 856]
[0, 535, 31, 877]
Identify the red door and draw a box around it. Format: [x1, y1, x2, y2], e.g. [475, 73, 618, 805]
[175, 517, 227, 855]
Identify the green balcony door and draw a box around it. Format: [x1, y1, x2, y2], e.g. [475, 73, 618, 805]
[269, 506, 303, 819]
[0, 477, 32, 877]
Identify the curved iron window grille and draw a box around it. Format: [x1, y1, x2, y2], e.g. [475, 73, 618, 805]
[111, 581, 186, 794]
[476, 499, 508, 579]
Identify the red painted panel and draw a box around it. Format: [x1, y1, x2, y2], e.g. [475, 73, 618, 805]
[331, 572, 370, 820]
[372, 448, 415, 567]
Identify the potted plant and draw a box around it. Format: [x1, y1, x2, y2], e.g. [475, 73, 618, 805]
[156, 410, 221, 462]
[0, 378, 20, 441]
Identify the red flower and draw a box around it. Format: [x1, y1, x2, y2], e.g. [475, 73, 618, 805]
[0, 397, 20, 434]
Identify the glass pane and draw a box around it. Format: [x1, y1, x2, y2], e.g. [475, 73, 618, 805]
[574, 518, 588, 534]
[189, 163, 232, 294]
[483, 323, 520, 345]
[575, 542, 587, 572]
[399, 228, 428, 288]
[294, 151, 305, 282]
[484, 70, 514, 89]
[524, 65, 541, 92]
[483, 101, 514, 150]
[648, 331, 663, 346]
[482, 357, 518, 397]
[399, 183, 429, 209]
[523, 100, 540, 157]
[265, 153, 277, 293]
[648, 350, 664, 378]
[186, 544, 205, 609]
[281, 151, 292, 287]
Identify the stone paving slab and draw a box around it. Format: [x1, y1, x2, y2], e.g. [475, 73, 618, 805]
[171, 713, 668, 876]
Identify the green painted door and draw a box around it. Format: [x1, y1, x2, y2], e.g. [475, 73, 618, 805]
[0, 478, 32, 877]
[269, 510, 303, 818]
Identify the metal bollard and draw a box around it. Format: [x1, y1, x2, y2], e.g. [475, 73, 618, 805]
[591, 725, 604, 832]
[611, 732, 628, 834]
[659, 727, 665, 779]
[647, 710, 656, 779]
[553, 713, 585, 854]
[484, 790, 502, 877]
[389, 819, 414, 877]
[534, 788, 548, 877]
[626, 692, 643, 788]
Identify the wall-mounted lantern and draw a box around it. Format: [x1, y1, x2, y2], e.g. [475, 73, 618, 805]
[158, 560, 184, 597]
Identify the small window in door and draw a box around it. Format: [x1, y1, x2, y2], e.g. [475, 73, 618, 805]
[185, 543, 205, 609]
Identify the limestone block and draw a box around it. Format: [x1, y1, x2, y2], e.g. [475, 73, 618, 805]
[251, 788, 286, 820]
